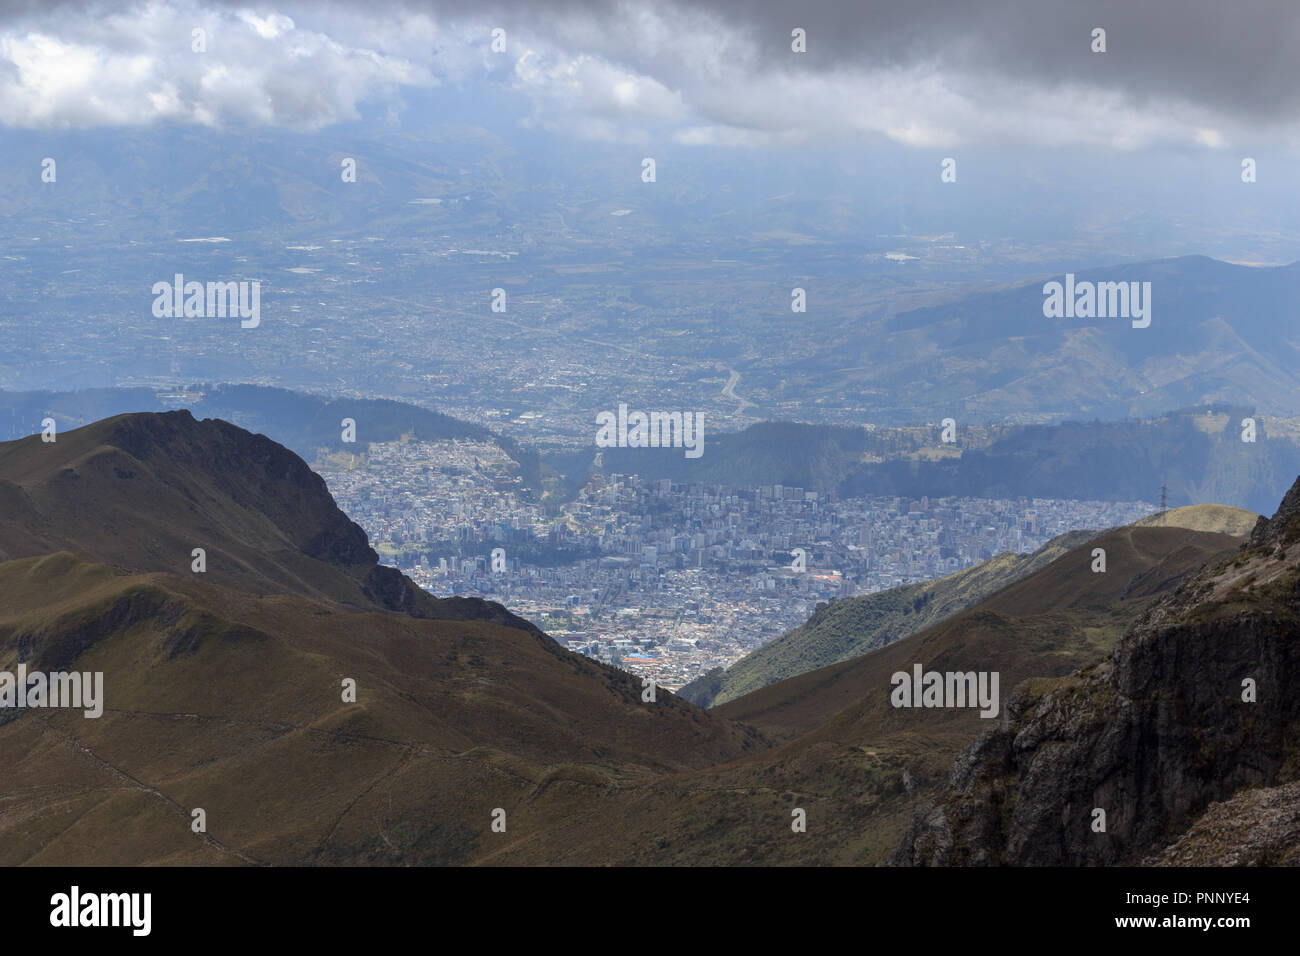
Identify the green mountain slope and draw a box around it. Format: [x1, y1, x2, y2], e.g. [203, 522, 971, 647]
[679, 529, 1098, 708]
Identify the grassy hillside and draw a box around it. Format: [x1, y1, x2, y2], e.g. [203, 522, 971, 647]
[483, 524, 1242, 865]
[1134, 502, 1258, 535]
[0, 410, 534, 626]
[0, 413, 762, 865]
[713, 524, 1242, 737]
[679, 529, 1097, 708]
[0, 554, 762, 865]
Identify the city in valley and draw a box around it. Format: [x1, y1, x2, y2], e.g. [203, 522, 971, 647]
[317, 436, 1155, 690]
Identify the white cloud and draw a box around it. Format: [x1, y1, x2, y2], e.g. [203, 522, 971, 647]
[236, 11, 295, 39]
[0, 0, 1296, 151]
[0, 2, 436, 130]
[1194, 127, 1226, 149]
[512, 50, 684, 122]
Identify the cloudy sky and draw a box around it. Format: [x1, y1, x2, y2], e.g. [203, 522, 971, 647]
[2, 0, 1299, 151]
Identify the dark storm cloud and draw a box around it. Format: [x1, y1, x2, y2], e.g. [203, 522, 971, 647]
[1, 0, 1295, 139]
[4, 0, 1298, 120]
[397, 0, 1300, 123]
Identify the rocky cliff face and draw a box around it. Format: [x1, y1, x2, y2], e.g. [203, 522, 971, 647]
[891, 476, 1300, 866]
[1250, 471, 1300, 548]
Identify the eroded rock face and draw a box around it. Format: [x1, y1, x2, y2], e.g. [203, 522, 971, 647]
[892, 476, 1300, 867]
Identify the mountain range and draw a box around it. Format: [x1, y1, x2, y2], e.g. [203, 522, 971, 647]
[8, 385, 1300, 515]
[0, 412, 758, 864]
[601, 406, 1300, 515]
[1, 411, 1295, 865]
[0, 384, 541, 488]
[806, 255, 1300, 423]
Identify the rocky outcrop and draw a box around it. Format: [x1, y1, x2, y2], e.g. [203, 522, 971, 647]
[1149, 782, 1300, 866]
[892, 475, 1300, 866]
[1250, 472, 1300, 547]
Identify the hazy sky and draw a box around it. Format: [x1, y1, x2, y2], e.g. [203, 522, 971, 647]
[2, 0, 1299, 152]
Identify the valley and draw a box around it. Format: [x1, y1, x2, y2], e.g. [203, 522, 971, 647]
[2, 410, 1289, 867]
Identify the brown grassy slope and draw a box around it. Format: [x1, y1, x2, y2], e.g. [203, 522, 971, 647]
[714, 525, 1242, 739]
[0, 410, 1252, 867]
[1134, 503, 1259, 536]
[0, 552, 764, 865]
[683, 503, 1258, 712]
[485, 525, 1241, 866]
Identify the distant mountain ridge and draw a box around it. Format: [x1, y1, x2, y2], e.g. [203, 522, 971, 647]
[600, 407, 1300, 515]
[9, 385, 1297, 514]
[0, 384, 541, 487]
[815, 255, 1300, 423]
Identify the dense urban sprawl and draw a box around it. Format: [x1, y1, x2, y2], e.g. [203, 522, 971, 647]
[319, 438, 1157, 690]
